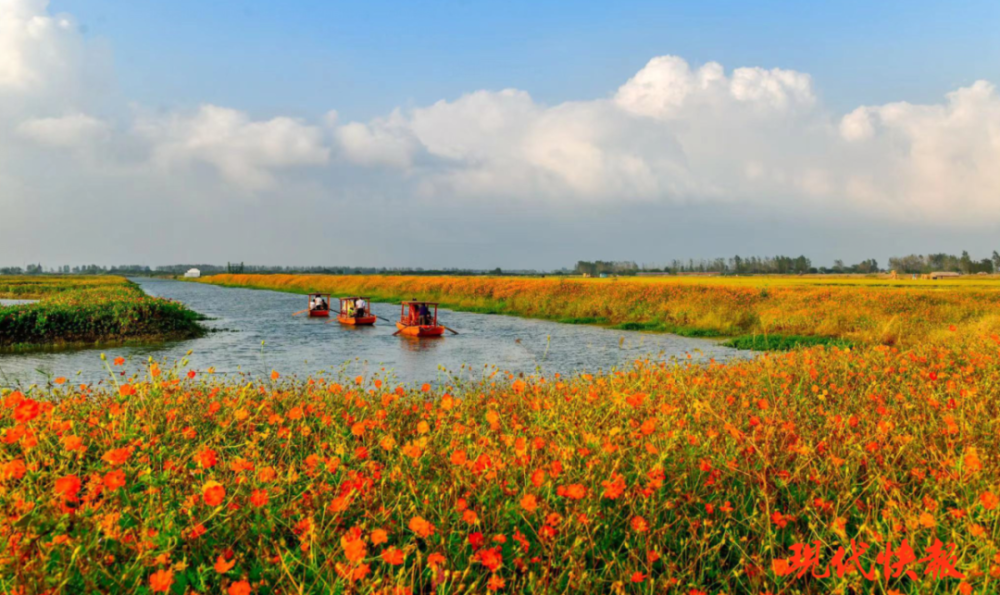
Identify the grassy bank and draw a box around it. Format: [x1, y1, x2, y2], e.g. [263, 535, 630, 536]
[2, 332, 997, 593]
[197, 273, 1000, 347]
[0, 276, 205, 349]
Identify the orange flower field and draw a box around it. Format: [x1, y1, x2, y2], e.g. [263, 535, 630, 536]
[3, 328, 1000, 593]
[197, 274, 1000, 347]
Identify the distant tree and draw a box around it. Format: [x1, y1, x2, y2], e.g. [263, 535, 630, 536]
[575, 261, 597, 276]
[960, 251, 973, 274]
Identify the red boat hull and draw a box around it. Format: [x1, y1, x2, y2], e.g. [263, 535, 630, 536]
[308, 310, 330, 318]
[338, 315, 377, 326]
[396, 322, 445, 337]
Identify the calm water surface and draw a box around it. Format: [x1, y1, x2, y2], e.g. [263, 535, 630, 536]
[0, 278, 750, 387]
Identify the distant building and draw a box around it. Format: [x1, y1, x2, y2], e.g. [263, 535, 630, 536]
[928, 271, 960, 280]
[184, 268, 201, 278]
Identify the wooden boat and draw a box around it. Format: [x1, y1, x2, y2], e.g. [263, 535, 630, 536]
[307, 293, 331, 318]
[395, 321, 445, 337]
[337, 297, 376, 326]
[396, 301, 445, 337]
[340, 314, 377, 325]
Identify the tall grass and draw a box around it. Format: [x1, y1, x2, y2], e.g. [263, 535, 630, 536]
[198, 274, 1000, 347]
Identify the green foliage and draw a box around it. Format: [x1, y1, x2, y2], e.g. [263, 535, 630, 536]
[0, 276, 205, 348]
[558, 316, 609, 325]
[723, 334, 854, 351]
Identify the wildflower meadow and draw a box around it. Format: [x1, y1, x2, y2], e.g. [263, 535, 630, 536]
[3, 325, 999, 593]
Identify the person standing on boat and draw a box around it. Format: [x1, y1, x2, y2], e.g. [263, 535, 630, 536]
[419, 303, 431, 325]
[355, 297, 367, 318]
[309, 295, 318, 311]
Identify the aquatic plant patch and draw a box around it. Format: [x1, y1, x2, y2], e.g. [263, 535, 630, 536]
[0, 276, 205, 348]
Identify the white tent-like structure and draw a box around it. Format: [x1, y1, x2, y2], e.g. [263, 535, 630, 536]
[183, 268, 201, 278]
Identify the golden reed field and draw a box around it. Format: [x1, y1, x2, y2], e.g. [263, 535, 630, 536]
[198, 273, 1000, 347]
[4, 274, 1000, 593]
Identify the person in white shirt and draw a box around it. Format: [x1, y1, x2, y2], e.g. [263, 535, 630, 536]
[355, 298, 367, 317]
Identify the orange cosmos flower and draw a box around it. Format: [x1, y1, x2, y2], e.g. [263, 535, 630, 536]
[630, 516, 649, 533]
[408, 516, 435, 538]
[1, 459, 27, 480]
[487, 574, 506, 591]
[520, 494, 538, 513]
[228, 580, 252, 595]
[102, 447, 131, 467]
[270, 370, 280, 380]
[341, 535, 367, 564]
[194, 448, 218, 469]
[981, 491, 998, 511]
[215, 555, 236, 574]
[380, 547, 405, 566]
[149, 569, 174, 593]
[13, 399, 40, 423]
[474, 546, 503, 571]
[54, 377, 66, 385]
[370, 528, 388, 545]
[103, 469, 126, 491]
[249, 489, 268, 508]
[54, 474, 82, 502]
[203, 481, 226, 507]
[60, 435, 86, 453]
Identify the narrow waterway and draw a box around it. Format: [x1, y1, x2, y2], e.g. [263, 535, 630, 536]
[0, 278, 750, 386]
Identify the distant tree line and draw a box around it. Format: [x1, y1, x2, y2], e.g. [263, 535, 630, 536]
[636, 255, 822, 275]
[888, 251, 999, 275]
[574, 261, 640, 276]
[0, 263, 558, 277]
[4, 251, 999, 277]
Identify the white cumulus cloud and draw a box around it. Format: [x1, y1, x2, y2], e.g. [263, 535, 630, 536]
[134, 105, 330, 190]
[17, 113, 109, 147]
[2, 0, 1000, 234]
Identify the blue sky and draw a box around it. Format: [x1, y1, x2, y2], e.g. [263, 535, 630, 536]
[52, 0, 1000, 120]
[2, 0, 1000, 268]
